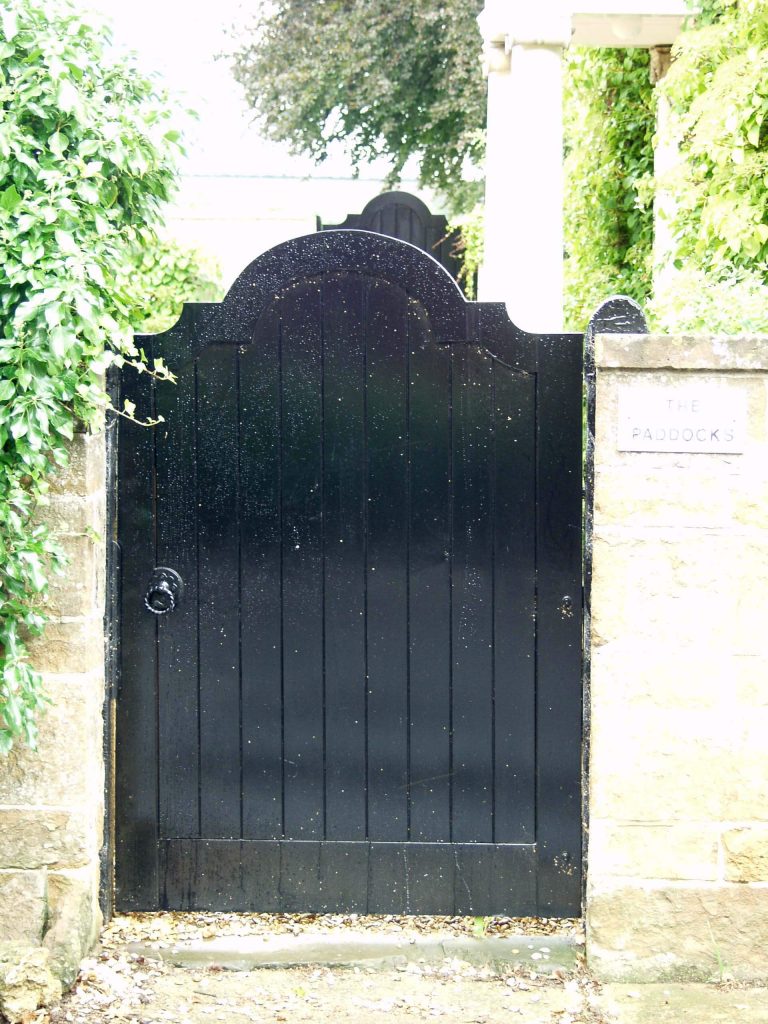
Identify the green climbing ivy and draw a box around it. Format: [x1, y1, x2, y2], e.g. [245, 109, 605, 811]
[649, 0, 768, 331]
[563, 47, 656, 331]
[0, 0, 184, 753]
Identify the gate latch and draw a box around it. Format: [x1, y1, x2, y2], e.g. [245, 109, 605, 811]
[144, 567, 183, 616]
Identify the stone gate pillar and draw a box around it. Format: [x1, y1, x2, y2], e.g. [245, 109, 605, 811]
[589, 332, 768, 980]
[0, 430, 106, 1010]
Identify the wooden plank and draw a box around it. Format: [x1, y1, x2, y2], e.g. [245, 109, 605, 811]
[155, 339, 200, 840]
[407, 308, 452, 842]
[322, 274, 367, 840]
[115, 362, 159, 909]
[453, 843, 537, 916]
[365, 278, 409, 841]
[196, 345, 241, 838]
[492, 363, 537, 843]
[535, 333, 584, 916]
[367, 844, 408, 914]
[378, 203, 396, 239]
[280, 281, 324, 839]
[160, 840, 537, 914]
[240, 309, 283, 839]
[400, 843, 455, 914]
[451, 345, 495, 844]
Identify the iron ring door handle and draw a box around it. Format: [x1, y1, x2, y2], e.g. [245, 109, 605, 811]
[144, 567, 183, 615]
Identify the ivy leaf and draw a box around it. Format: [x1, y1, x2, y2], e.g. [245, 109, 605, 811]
[49, 326, 74, 357]
[0, 185, 21, 213]
[1, 8, 18, 41]
[57, 78, 82, 117]
[49, 130, 69, 156]
[0, 0, 206, 754]
[54, 228, 78, 254]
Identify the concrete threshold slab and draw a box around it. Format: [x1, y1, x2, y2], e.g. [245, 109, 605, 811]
[127, 932, 580, 973]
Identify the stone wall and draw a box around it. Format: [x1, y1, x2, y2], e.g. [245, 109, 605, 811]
[588, 334, 768, 981]
[0, 431, 106, 1000]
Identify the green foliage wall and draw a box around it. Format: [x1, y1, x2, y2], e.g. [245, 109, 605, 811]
[650, 0, 768, 331]
[122, 239, 223, 335]
[0, 0, 183, 752]
[563, 48, 655, 331]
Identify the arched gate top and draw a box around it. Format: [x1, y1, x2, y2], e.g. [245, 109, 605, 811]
[201, 229, 468, 345]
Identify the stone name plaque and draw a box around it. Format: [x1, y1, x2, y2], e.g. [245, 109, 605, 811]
[618, 385, 746, 454]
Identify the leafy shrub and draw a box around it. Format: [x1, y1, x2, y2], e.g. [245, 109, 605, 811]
[649, 266, 768, 334]
[121, 239, 223, 335]
[658, 0, 768, 284]
[0, 0, 182, 752]
[563, 48, 656, 331]
[448, 204, 483, 299]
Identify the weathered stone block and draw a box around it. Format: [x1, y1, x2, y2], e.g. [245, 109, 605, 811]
[594, 368, 768, 466]
[594, 461, 739, 529]
[732, 542, 768, 653]
[587, 883, 768, 981]
[734, 484, 768, 528]
[590, 639, 730, 711]
[44, 534, 101, 618]
[24, 615, 105, 674]
[0, 675, 104, 806]
[718, 712, 768, 821]
[723, 829, 768, 882]
[36, 492, 104, 537]
[0, 873, 45, 945]
[0, 810, 94, 870]
[48, 431, 106, 498]
[589, 706, 734, 822]
[595, 333, 768, 372]
[591, 528, 739, 649]
[732, 654, 768, 707]
[588, 821, 719, 882]
[43, 869, 102, 986]
[0, 945, 61, 1023]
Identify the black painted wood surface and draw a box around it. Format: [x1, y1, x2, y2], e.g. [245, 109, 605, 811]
[115, 230, 584, 916]
[318, 192, 461, 284]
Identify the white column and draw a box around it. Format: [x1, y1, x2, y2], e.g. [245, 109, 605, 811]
[478, 13, 570, 333]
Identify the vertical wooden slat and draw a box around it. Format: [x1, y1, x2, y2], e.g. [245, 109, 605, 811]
[197, 345, 241, 837]
[379, 203, 397, 240]
[451, 345, 494, 843]
[323, 275, 367, 840]
[241, 308, 283, 839]
[366, 278, 409, 841]
[155, 344, 200, 839]
[535, 333, 584, 915]
[281, 281, 324, 839]
[395, 203, 410, 247]
[115, 364, 159, 907]
[409, 208, 427, 252]
[492, 364, 537, 842]
[407, 308, 452, 841]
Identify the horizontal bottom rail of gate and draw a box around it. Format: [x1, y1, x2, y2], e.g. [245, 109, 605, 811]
[158, 839, 537, 916]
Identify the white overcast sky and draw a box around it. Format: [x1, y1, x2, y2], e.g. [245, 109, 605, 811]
[83, 0, 394, 180]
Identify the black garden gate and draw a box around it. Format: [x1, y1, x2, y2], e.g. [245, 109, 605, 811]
[114, 231, 584, 916]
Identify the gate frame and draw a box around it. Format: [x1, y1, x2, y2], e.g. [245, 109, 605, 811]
[104, 229, 593, 918]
